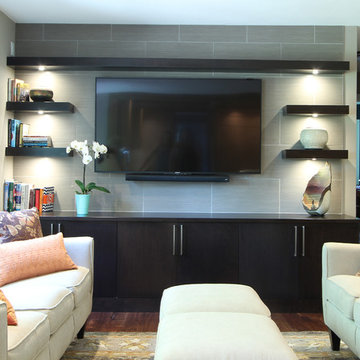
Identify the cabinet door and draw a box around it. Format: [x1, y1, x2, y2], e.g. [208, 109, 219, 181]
[176, 222, 239, 284]
[40, 219, 117, 298]
[298, 222, 359, 310]
[239, 223, 299, 311]
[117, 222, 176, 298]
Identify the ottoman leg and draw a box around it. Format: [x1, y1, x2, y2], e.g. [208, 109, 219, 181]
[328, 329, 340, 351]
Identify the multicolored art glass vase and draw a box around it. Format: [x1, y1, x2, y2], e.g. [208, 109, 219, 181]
[302, 162, 331, 216]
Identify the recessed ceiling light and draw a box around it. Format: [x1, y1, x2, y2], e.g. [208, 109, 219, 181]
[38, 66, 45, 71]
[312, 69, 319, 75]
[38, 110, 44, 115]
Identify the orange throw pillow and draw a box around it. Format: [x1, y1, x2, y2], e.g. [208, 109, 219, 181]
[0, 232, 77, 287]
[0, 289, 17, 325]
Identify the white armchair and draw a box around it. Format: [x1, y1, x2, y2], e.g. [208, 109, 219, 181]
[322, 242, 360, 356]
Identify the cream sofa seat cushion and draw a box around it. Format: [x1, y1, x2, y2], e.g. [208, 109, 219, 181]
[8, 311, 49, 360]
[155, 312, 297, 360]
[159, 283, 271, 320]
[325, 275, 360, 320]
[3, 267, 91, 307]
[2, 284, 74, 335]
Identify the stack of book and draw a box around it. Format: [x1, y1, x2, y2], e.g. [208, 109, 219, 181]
[3, 181, 55, 214]
[7, 119, 53, 148]
[23, 136, 53, 147]
[8, 118, 30, 147]
[7, 78, 30, 102]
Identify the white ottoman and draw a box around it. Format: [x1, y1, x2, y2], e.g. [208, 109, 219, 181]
[159, 283, 271, 320]
[154, 312, 297, 360]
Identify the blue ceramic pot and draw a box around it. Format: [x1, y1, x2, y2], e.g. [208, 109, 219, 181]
[75, 194, 91, 215]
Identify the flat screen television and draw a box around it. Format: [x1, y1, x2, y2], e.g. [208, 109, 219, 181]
[95, 77, 261, 179]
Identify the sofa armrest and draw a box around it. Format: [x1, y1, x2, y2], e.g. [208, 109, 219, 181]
[0, 301, 8, 360]
[322, 242, 360, 279]
[64, 236, 94, 278]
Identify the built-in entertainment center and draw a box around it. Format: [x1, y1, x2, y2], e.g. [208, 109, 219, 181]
[7, 50, 358, 312]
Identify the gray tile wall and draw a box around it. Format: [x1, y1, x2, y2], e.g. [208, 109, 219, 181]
[12, 25, 347, 214]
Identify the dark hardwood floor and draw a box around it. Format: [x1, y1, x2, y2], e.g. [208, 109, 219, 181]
[85, 312, 327, 332]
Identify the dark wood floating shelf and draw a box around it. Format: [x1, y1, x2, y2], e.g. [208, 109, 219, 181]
[282, 149, 348, 159]
[283, 105, 349, 116]
[7, 57, 349, 74]
[5, 147, 72, 157]
[6, 101, 75, 113]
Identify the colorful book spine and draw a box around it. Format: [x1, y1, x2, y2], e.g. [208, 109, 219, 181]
[9, 119, 21, 147]
[7, 119, 12, 147]
[3, 181, 10, 211]
[14, 183, 22, 211]
[34, 188, 40, 212]
[10, 119, 16, 147]
[39, 188, 44, 215]
[29, 188, 35, 209]
[7, 182, 14, 211]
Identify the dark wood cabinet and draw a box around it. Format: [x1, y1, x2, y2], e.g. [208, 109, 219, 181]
[175, 222, 238, 284]
[117, 221, 239, 299]
[40, 213, 359, 312]
[239, 221, 359, 311]
[239, 223, 299, 310]
[297, 222, 358, 310]
[117, 222, 176, 298]
[41, 218, 117, 298]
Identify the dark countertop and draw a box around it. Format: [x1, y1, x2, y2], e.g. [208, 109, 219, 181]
[40, 211, 359, 223]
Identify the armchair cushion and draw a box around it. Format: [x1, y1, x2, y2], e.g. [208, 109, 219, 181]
[0, 289, 17, 325]
[325, 275, 360, 320]
[0, 232, 77, 287]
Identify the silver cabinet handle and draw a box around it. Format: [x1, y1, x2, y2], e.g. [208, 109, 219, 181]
[302, 225, 306, 257]
[180, 224, 184, 256]
[57, 223, 61, 233]
[172, 225, 176, 256]
[50, 223, 54, 235]
[294, 226, 298, 257]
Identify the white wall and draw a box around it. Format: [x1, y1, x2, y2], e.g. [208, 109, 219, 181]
[0, 11, 15, 208]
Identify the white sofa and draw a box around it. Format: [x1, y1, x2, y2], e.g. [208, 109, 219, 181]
[0, 236, 94, 360]
[322, 242, 360, 356]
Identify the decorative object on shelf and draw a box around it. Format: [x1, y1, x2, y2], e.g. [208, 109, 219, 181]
[75, 194, 91, 216]
[66, 140, 110, 215]
[302, 162, 331, 216]
[300, 128, 328, 149]
[29, 89, 53, 102]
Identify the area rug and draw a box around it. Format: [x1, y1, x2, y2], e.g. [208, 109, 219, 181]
[61, 331, 357, 359]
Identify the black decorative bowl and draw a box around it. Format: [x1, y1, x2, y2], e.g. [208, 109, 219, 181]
[30, 89, 53, 102]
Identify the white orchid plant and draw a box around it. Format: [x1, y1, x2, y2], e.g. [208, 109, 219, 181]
[66, 140, 110, 195]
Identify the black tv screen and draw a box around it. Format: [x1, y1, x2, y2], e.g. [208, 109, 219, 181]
[95, 78, 261, 175]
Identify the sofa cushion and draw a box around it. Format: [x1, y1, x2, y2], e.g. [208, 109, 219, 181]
[7, 311, 49, 360]
[2, 285, 74, 335]
[325, 275, 360, 320]
[0, 207, 43, 244]
[3, 266, 91, 308]
[160, 284, 271, 320]
[0, 289, 17, 325]
[0, 232, 77, 287]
